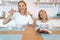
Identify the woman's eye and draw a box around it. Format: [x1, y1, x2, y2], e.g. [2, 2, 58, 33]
[18, 5, 24, 7]
[19, 5, 21, 7]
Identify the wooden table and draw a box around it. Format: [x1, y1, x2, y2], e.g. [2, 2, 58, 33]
[0, 26, 60, 40]
[0, 27, 44, 40]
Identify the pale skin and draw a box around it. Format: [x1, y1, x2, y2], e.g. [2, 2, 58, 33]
[37, 10, 50, 34]
[3, 2, 27, 25]
[3, 1, 43, 40]
[3, 2, 36, 27]
[3, 9, 15, 24]
[40, 11, 47, 22]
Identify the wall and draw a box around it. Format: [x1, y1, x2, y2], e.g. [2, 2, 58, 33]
[24, 0, 58, 18]
[58, 4, 60, 13]
[0, 0, 58, 18]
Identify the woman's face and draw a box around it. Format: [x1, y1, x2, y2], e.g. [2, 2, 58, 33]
[40, 11, 47, 19]
[18, 2, 26, 14]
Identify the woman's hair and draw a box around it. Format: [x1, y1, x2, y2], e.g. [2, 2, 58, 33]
[38, 9, 48, 21]
[18, 1, 27, 15]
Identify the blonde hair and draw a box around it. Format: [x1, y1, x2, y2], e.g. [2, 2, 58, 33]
[38, 9, 48, 21]
[18, 1, 27, 15]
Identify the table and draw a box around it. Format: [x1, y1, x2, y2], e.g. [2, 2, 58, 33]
[0, 26, 60, 40]
[0, 27, 44, 40]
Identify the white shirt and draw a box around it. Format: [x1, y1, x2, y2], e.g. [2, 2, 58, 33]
[36, 20, 52, 30]
[11, 12, 33, 28]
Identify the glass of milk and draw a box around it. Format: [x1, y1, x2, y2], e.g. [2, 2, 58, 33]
[8, 25, 13, 31]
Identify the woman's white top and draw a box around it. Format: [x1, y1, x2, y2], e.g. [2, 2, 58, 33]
[36, 20, 52, 30]
[11, 12, 33, 28]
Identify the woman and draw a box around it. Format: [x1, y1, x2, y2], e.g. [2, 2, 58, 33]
[36, 10, 52, 34]
[3, 1, 34, 29]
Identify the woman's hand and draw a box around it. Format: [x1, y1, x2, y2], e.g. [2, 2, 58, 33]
[9, 9, 15, 15]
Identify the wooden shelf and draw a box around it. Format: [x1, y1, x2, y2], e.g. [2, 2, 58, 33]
[35, 0, 60, 4]
[35, 2, 60, 4]
[34, 2, 60, 6]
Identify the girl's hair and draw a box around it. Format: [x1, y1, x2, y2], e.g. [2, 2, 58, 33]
[18, 1, 27, 15]
[38, 10, 48, 21]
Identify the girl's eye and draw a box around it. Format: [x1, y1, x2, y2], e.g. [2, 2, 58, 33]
[22, 5, 24, 7]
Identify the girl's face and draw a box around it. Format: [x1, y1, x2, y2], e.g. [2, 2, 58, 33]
[18, 2, 26, 14]
[40, 11, 47, 19]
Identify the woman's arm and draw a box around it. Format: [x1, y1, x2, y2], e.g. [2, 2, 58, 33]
[3, 9, 15, 25]
[3, 15, 13, 25]
[28, 18, 37, 27]
[32, 18, 37, 27]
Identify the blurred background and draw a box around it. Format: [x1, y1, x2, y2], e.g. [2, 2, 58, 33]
[0, 0, 60, 27]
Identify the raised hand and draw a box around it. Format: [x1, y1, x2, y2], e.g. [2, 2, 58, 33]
[9, 9, 16, 15]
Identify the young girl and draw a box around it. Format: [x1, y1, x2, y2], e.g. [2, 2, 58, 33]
[36, 10, 52, 34]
